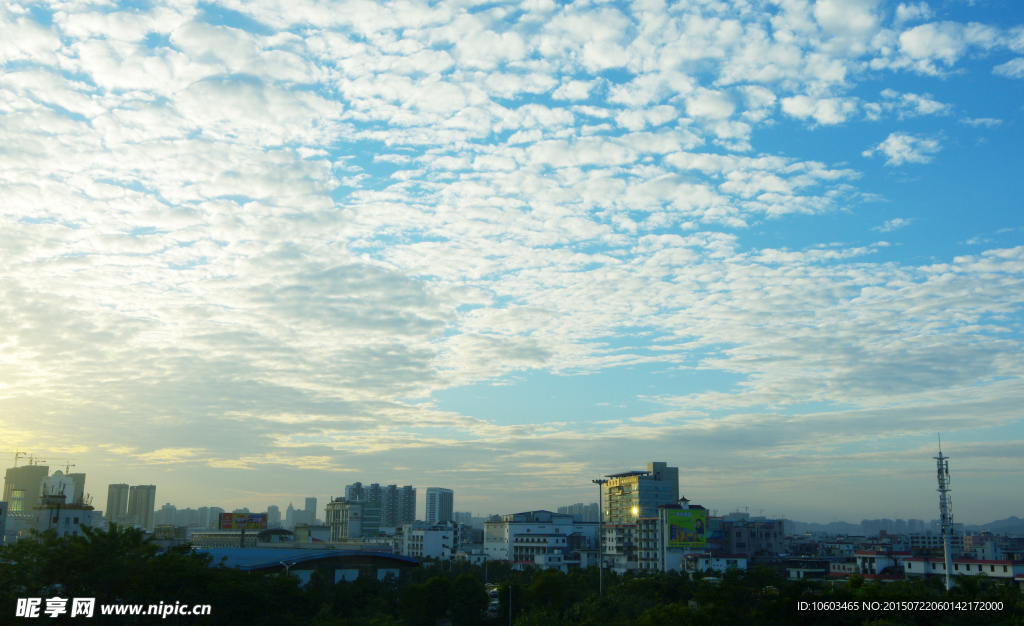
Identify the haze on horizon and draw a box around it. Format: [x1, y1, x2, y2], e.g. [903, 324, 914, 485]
[1, 0, 1022, 525]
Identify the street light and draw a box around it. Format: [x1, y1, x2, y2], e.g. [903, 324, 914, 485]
[592, 478, 608, 596]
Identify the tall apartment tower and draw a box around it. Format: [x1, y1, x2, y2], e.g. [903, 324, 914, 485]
[396, 485, 416, 525]
[126, 485, 157, 531]
[267, 505, 281, 527]
[603, 461, 679, 523]
[345, 483, 417, 526]
[107, 484, 129, 523]
[425, 488, 454, 524]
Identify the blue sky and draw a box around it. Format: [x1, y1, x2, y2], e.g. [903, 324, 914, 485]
[1, 0, 1023, 524]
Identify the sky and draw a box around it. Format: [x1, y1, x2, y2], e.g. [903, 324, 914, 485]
[1, 0, 1022, 525]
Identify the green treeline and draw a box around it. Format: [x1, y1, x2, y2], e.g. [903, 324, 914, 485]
[1, 525, 1021, 625]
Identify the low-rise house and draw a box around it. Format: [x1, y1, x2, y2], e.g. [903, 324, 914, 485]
[684, 553, 748, 573]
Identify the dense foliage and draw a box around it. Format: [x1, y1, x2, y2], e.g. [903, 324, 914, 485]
[2, 526, 1021, 625]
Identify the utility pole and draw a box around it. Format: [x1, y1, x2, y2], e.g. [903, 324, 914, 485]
[592, 478, 608, 596]
[935, 437, 954, 591]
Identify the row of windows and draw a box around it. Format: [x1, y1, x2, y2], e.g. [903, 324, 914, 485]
[911, 562, 1009, 573]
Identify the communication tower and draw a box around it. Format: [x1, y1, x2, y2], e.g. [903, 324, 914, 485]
[934, 437, 954, 591]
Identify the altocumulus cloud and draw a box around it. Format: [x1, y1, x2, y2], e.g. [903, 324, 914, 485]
[1, 0, 1023, 520]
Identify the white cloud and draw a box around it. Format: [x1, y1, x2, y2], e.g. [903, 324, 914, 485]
[893, 2, 934, 26]
[862, 132, 941, 165]
[877, 88, 950, 118]
[781, 95, 858, 125]
[686, 90, 735, 120]
[552, 79, 599, 101]
[873, 217, 913, 232]
[993, 58, 1024, 78]
[960, 117, 1001, 127]
[897, 21, 1002, 74]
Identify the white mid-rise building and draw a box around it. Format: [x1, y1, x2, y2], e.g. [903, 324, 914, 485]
[33, 494, 94, 539]
[401, 523, 456, 560]
[909, 531, 963, 555]
[484, 510, 598, 570]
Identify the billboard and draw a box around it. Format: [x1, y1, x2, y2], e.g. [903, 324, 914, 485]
[666, 510, 706, 548]
[220, 513, 268, 530]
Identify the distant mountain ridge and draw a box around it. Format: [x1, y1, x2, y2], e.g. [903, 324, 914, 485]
[784, 516, 1023, 536]
[784, 520, 861, 535]
[964, 516, 1024, 534]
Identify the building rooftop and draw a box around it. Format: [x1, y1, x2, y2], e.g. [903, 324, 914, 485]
[905, 556, 1023, 564]
[605, 471, 651, 478]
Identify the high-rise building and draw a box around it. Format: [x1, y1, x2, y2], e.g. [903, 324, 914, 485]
[126, 485, 156, 531]
[345, 483, 416, 526]
[267, 505, 281, 527]
[557, 503, 600, 522]
[425, 488, 454, 524]
[208, 507, 225, 528]
[3, 464, 49, 513]
[107, 484, 129, 523]
[304, 497, 317, 524]
[156, 503, 176, 526]
[603, 461, 679, 523]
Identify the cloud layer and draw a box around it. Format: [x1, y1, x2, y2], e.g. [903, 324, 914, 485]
[1, 0, 1022, 521]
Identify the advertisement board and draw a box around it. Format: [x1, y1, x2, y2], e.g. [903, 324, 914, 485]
[666, 509, 706, 548]
[219, 513, 268, 530]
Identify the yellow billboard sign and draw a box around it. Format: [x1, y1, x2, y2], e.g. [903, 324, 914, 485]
[666, 510, 706, 548]
[219, 513, 268, 530]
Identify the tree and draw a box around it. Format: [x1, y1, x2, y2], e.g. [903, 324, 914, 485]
[449, 573, 489, 626]
[401, 576, 450, 626]
[0, 525, 310, 625]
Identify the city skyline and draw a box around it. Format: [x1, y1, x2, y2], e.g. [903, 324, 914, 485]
[2, 455, 1019, 527]
[2, 0, 1023, 525]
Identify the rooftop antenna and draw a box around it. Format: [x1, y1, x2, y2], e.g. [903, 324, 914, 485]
[935, 434, 954, 591]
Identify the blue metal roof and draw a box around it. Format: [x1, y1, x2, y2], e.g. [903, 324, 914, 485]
[199, 548, 420, 571]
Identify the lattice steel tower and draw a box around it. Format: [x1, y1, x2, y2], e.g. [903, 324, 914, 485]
[934, 438, 954, 591]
